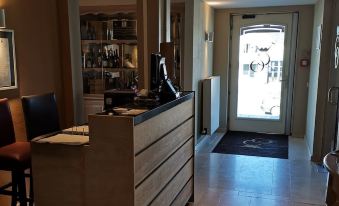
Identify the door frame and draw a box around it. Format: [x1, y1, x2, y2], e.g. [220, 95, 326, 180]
[286, 12, 299, 135]
[321, 0, 339, 157]
[228, 12, 299, 135]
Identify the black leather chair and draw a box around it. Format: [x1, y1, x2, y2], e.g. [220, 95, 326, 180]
[21, 92, 61, 141]
[0, 98, 32, 206]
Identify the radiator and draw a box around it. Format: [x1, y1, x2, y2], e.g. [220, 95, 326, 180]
[202, 76, 220, 135]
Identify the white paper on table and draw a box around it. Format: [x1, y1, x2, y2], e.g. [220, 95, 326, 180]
[37, 134, 89, 145]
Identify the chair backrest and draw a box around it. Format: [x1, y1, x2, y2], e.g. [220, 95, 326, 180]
[22, 92, 61, 140]
[0, 99, 16, 147]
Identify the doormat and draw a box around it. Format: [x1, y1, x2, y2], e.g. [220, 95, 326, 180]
[212, 131, 288, 159]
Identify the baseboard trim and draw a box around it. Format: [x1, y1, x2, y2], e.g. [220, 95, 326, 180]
[303, 135, 313, 161]
[196, 134, 209, 147]
[217, 127, 227, 133]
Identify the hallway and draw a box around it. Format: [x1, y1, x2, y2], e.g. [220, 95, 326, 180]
[194, 134, 327, 206]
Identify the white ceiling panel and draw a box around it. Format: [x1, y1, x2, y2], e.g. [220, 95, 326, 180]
[79, 0, 136, 6]
[204, 0, 318, 8]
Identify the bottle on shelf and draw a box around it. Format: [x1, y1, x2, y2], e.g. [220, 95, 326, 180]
[110, 28, 114, 40]
[91, 26, 96, 40]
[86, 23, 92, 40]
[86, 49, 93, 68]
[81, 51, 85, 68]
[114, 49, 120, 68]
[80, 21, 87, 40]
[97, 49, 102, 68]
[102, 22, 108, 40]
[107, 28, 111, 40]
[112, 49, 117, 68]
[102, 48, 108, 68]
[106, 21, 114, 40]
[108, 49, 114, 68]
[92, 49, 97, 68]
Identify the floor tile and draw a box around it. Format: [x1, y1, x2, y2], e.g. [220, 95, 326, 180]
[292, 202, 325, 206]
[218, 194, 251, 206]
[194, 133, 328, 206]
[249, 197, 291, 206]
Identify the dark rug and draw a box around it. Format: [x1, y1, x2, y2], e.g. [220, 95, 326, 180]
[212, 131, 288, 159]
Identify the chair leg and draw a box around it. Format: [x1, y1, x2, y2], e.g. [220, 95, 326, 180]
[11, 171, 17, 206]
[17, 170, 26, 206]
[28, 168, 33, 206]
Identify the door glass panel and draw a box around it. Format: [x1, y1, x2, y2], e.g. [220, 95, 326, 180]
[237, 24, 285, 120]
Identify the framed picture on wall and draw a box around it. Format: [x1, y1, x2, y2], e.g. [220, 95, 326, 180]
[0, 29, 17, 90]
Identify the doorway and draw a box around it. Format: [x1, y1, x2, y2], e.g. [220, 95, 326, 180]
[229, 13, 298, 134]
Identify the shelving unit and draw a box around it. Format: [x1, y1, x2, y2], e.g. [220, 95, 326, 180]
[83, 67, 137, 72]
[81, 39, 137, 45]
[170, 2, 185, 88]
[80, 12, 138, 95]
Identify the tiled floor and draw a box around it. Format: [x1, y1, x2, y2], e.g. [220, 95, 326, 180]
[0, 133, 329, 206]
[194, 133, 328, 206]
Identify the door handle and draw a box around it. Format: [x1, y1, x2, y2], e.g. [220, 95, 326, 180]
[328, 87, 339, 105]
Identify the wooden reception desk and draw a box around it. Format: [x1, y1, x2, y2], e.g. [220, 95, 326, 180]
[31, 92, 195, 206]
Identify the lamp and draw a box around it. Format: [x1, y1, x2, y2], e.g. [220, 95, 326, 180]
[0, 9, 6, 28]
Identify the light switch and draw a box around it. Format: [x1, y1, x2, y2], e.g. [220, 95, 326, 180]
[300, 59, 309, 67]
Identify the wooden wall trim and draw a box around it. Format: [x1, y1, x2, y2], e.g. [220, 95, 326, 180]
[56, 0, 74, 128]
[137, 0, 146, 89]
[80, 5, 136, 15]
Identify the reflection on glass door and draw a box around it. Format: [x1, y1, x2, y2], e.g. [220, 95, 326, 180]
[237, 24, 285, 120]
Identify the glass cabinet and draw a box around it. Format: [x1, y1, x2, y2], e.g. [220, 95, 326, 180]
[80, 13, 138, 95]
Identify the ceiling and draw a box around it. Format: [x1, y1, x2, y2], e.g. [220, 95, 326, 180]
[204, 0, 318, 8]
[79, 0, 136, 6]
[79, 0, 317, 8]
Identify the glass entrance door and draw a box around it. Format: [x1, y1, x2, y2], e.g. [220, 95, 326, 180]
[229, 13, 295, 134]
[237, 24, 285, 120]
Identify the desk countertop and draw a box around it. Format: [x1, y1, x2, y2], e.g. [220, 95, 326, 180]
[99, 91, 194, 125]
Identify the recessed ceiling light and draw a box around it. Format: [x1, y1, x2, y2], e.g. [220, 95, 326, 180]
[206, 1, 228, 6]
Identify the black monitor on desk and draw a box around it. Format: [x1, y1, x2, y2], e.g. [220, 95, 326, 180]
[150, 53, 162, 91]
[150, 53, 179, 101]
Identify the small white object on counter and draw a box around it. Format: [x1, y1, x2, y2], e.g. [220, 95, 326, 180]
[113, 107, 129, 114]
[63, 125, 89, 135]
[37, 134, 89, 145]
[121, 109, 148, 116]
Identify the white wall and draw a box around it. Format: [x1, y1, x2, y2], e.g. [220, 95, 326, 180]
[213, 11, 229, 132]
[305, 0, 324, 159]
[184, 0, 214, 141]
[213, 5, 314, 137]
